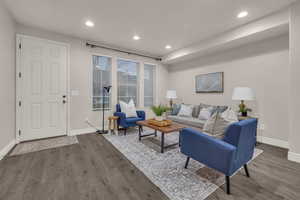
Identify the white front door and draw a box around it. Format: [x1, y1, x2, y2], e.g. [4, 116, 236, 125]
[18, 36, 68, 141]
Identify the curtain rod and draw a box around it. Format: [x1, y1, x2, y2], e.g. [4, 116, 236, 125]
[86, 42, 162, 61]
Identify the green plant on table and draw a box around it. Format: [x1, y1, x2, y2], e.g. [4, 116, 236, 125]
[238, 102, 252, 113]
[151, 105, 170, 116]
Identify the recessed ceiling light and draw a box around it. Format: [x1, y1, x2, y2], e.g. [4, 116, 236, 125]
[165, 45, 172, 49]
[133, 35, 140, 40]
[237, 11, 248, 18]
[85, 20, 95, 27]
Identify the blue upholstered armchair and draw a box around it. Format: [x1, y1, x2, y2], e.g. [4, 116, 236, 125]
[180, 118, 257, 194]
[113, 104, 146, 135]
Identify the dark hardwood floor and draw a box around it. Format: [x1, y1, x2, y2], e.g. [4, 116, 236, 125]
[0, 133, 300, 200]
[0, 134, 169, 200]
[207, 143, 300, 200]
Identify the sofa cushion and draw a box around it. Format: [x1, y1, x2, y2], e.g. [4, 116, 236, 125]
[171, 104, 181, 115]
[167, 115, 206, 128]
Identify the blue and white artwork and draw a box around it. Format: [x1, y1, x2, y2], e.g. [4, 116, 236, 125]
[195, 72, 224, 93]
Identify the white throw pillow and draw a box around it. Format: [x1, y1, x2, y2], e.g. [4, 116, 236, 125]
[177, 104, 193, 117]
[221, 107, 238, 122]
[119, 99, 137, 118]
[198, 107, 213, 120]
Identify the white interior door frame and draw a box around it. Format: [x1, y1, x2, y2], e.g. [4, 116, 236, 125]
[16, 34, 71, 143]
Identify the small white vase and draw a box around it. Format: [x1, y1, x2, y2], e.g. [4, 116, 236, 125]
[155, 116, 164, 121]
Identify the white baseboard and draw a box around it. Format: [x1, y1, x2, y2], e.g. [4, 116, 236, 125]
[288, 151, 300, 163]
[257, 136, 289, 149]
[0, 140, 16, 160]
[69, 127, 98, 136]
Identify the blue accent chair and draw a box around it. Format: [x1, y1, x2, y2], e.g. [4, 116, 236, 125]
[114, 104, 146, 135]
[180, 118, 257, 194]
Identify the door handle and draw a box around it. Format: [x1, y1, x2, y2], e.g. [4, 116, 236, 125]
[62, 95, 66, 98]
[63, 100, 67, 104]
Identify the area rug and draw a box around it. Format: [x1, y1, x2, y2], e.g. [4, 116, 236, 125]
[9, 136, 78, 156]
[104, 128, 263, 200]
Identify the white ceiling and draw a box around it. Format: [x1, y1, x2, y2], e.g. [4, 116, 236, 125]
[4, 0, 296, 57]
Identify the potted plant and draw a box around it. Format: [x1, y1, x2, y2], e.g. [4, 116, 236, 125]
[238, 103, 252, 117]
[151, 105, 170, 121]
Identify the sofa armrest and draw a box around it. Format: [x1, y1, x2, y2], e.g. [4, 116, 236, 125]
[136, 110, 146, 120]
[180, 128, 236, 175]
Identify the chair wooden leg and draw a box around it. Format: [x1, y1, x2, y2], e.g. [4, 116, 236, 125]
[226, 176, 231, 195]
[184, 157, 190, 169]
[244, 164, 250, 177]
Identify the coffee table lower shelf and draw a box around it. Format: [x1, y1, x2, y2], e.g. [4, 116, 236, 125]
[137, 120, 185, 153]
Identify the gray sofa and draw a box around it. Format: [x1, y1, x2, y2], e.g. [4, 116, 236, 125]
[167, 103, 228, 129]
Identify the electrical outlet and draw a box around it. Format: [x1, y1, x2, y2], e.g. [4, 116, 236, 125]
[259, 124, 265, 130]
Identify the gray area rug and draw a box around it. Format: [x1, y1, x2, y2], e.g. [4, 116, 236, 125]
[10, 136, 78, 156]
[104, 128, 263, 200]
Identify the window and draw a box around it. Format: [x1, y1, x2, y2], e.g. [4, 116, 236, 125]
[117, 59, 139, 105]
[144, 64, 156, 107]
[92, 55, 112, 110]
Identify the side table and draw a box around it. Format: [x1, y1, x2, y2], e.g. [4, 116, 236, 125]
[108, 116, 119, 135]
[238, 115, 257, 121]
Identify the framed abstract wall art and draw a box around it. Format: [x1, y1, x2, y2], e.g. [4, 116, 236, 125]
[195, 72, 224, 93]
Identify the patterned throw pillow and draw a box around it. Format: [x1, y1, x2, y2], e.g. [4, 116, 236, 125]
[177, 104, 193, 117]
[203, 112, 218, 134]
[203, 109, 238, 138]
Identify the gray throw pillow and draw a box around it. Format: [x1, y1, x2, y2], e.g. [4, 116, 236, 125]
[216, 106, 228, 113]
[200, 103, 218, 116]
[171, 104, 181, 115]
[192, 105, 201, 118]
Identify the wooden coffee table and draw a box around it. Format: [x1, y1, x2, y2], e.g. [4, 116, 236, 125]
[136, 120, 186, 153]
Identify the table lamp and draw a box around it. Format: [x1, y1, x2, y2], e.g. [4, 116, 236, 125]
[166, 90, 177, 107]
[232, 87, 255, 117]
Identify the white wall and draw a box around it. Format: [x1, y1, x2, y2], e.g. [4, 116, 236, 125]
[16, 24, 169, 133]
[168, 35, 290, 145]
[0, 2, 16, 158]
[288, 1, 300, 162]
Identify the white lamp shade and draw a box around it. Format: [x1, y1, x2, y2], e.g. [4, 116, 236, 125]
[166, 90, 177, 99]
[232, 87, 255, 101]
